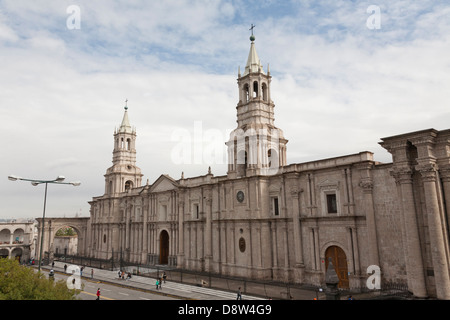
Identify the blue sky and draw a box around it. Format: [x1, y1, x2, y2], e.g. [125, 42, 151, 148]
[1, 0, 450, 219]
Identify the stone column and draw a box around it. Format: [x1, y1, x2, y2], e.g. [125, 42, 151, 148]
[204, 193, 213, 271]
[417, 163, 450, 299]
[142, 196, 149, 262]
[178, 196, 185, 267]
[290, 186, 304, 266]
[439, 166, 450, 238]
[392, 167, 427, 298]
[358, 164, 380, 267]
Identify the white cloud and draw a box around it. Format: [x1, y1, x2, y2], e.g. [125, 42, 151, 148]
[1, 1, 450, 219]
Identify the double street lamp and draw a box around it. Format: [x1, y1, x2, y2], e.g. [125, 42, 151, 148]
[8, 175, 81, 272]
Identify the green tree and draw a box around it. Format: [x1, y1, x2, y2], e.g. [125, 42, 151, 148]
[55, 226, 77, 237]
[0, 258, 80, 300]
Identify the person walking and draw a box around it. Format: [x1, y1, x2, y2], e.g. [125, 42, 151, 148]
[96, 288, 101, 300]
[91, 268, 94, 280]
[237, 287, 242, 300]
[163, 272, 167, 283]
[156, 279, 159, 290]
[64, 264, 67, 273]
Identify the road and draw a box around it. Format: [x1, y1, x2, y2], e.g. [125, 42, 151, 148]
[46, 270, 177, 300]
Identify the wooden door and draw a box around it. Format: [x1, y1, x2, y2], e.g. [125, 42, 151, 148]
[325, 246, 349, 289]
[159, 230, 169, 265]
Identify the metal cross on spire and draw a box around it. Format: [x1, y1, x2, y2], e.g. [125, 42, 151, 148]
[249, 24, 256, 36]
[125, 99, 128, 110]
[249, 24, 256, 41]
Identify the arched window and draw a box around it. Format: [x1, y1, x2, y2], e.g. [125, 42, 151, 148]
[126, 138, 131, 151]
[121, 137, 125, 149]
[243, 84, 250, 103]
[253, 81, 259, 98]
[125, 180, 133, 192]
[262, 83, 268, 101]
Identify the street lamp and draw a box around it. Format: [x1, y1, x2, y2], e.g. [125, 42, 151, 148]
[8, 175, 81, 272]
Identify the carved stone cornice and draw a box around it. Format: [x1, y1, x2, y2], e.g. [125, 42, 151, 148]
[290, 186, 303, 198]
[379, 139, 410, 153]
[359, 179, 374, 193]
[440, 166, 450, 182]
[390, 166, 414, 184]
[416, 163, 438, 182]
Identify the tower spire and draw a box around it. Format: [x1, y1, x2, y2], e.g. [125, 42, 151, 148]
[119, 99, 132, 134]
[244, 25, 264, 76]
[227, 31, 288, 179]
[104, 102, 143, 195]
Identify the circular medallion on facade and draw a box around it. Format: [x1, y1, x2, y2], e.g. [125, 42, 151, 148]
[236, 191, 245, 203]
[239, 237, 246, 253]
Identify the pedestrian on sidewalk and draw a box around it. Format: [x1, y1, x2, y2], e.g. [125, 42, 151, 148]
[91, 268, 94, 280]
[156, 279, 159, 290]
[237, 287, 242, 300]
[163, 272, 167, 283]
[96, 288, 101, 300]
[64, 264, 67, 273]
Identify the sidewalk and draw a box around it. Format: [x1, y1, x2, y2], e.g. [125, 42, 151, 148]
[44, 261, 266, 300]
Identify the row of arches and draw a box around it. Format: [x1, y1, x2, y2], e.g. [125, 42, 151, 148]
[115, 137, 132, 150]
[241, 80, 269, 103]
[0, 228, 27, 245]
[107, 179, 135, 194]
[0, 247, 24, 260]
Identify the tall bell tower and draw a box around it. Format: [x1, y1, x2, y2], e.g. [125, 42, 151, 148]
[104, 102, 143, 195]
[226, 30, 288, 178]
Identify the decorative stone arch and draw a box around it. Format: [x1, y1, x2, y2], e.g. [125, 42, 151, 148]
[0, 248, 9, 258]
[0, 227, 12, 243]
[36, 217, 90, 261]
[12, 228, 25, 242]
[125, 180, 134, 192]
[11, 247, 23, 260]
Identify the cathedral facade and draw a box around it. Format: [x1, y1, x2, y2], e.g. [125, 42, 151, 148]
[87, 37, 450, 299]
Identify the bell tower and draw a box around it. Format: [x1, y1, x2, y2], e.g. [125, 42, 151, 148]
[226, 30, 288, 178]
[104, 102, 143, 195]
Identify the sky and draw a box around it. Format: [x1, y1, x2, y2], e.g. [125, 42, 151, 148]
[1, 0, 450, 219]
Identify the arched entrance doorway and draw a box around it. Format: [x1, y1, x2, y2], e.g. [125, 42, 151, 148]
[159, 230, 169, 265]
[325, 246, 349, 289]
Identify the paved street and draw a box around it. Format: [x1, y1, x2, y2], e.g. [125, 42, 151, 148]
[47, 271, 176, 300]
[41, 261, 267, 300]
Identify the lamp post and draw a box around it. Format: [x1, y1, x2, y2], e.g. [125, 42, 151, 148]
[8, 175, 81, 272]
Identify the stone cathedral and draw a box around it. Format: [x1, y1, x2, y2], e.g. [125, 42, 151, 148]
[87, 35, 450, 299]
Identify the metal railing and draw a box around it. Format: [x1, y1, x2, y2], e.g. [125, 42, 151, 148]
[51, 252, 412, 300]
